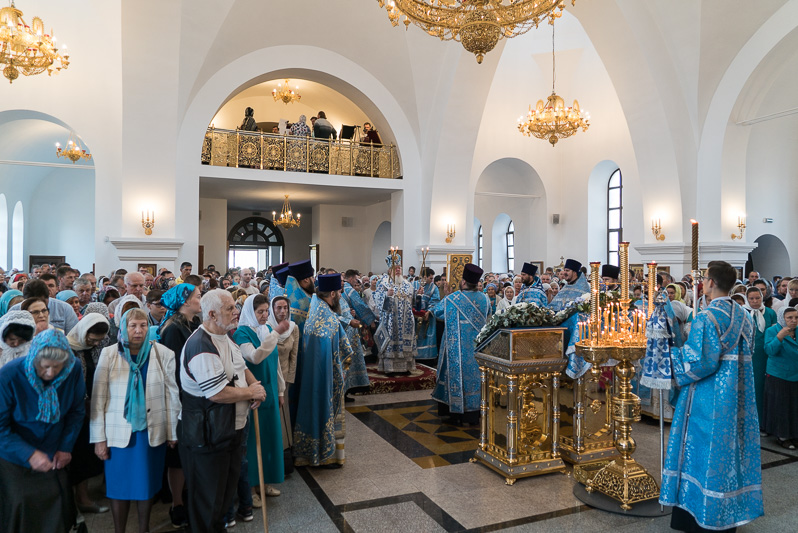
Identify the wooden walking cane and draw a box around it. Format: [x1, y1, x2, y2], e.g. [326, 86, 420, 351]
[254, 409, 269, 532]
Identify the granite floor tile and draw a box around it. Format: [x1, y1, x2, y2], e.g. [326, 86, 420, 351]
[342, 501, 448, 533]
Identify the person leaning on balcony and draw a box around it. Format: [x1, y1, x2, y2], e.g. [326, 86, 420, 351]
[239, 107, 259, 132]
[313, 111, 337, 139]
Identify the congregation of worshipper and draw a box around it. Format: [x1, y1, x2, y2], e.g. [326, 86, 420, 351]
[2, 1, 798, 532]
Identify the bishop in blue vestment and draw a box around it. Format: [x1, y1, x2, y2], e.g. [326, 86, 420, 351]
[660, 261, 763, 532]
[413, 267, 440, 361]
[293, 274, 354, 467]
[431, 263, 490, 425]
[373, 265, 417, 373]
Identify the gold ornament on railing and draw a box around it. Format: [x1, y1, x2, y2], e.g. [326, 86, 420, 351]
[55, 132, 91, 163]
[272, 79, 301, 104]
[377, 0, 574, 64]
[273, 195, 300, 229]
[517, 20, 589, 146]
[0, 1, 69, 83]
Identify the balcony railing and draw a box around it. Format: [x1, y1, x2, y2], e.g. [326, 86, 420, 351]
[201, 127, 401, 179]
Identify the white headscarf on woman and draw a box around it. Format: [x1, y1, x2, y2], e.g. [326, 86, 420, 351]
[776, 305, 798, 328]
[67, 313, 110, 351]
[113, 294, 144, 327]
[238, 294, 278, 361]
[745, 288, 767, 333]
[267, 295, 295, 342]
[0, 310, 36, 368]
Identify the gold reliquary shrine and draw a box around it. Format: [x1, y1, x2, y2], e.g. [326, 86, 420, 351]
[473, 327, 568, 485]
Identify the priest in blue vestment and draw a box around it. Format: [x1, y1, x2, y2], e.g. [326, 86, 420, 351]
[413, 267, 440, 361]
[285, 260, 315, 425]
[293, 274, 354, 468]
[601, 264, 620, 291]
[431, 263, 490, 425]
[549, 259, 590, 312]
[337, 286, 369, 394]
[268, 263, 289, 301]
[660, 261, 763, 532]
[515, 262, 548, 307]
[342, 270, 377, 328]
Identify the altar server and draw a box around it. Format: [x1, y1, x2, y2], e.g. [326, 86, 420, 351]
[431, 263, 490, 425]
[660, 260, 763, 532]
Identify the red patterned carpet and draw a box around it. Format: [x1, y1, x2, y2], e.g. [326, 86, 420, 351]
[357, 363, 437, 395]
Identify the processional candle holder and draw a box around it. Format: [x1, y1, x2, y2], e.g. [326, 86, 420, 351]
[578, 242, 660, 510]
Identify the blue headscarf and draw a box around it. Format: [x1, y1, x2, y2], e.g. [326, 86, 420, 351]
[56, 290, 79, 302]
[158, 283, 196, 332]
[0, 289, 22, 316]
[23, 329, 76, 423]
[119, 309, 155, 432]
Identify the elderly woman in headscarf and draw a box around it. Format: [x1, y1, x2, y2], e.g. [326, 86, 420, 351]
[67, 311, 113, 514]
[484, 283, 500, 316]
[57, 290, 82, 320]
[233, 294, 290, 506]
[496, 286, 515, 314]
[764, 306, 798, 449]
[155, 282, 201, 527]
[746, 286, 779, 429]
[666, 283, 693, 337]
[289, 114, 311, 137]
[0, 310, 36, 368]
[267, 295, 299, 458]
[90, 308, 180, 533]
[0, 329, 85, 532]
[0, 289, 23, 317]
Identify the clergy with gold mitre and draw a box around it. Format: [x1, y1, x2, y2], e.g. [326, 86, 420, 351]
[431, 263, 490, 426]
[373, 259, 417, 375]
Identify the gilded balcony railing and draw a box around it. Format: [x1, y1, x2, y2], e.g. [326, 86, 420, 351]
[200, 127, 402, 179]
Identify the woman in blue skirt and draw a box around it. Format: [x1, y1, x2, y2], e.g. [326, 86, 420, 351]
[90, 308, 180, 533]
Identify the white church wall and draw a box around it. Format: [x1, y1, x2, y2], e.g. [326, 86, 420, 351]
[27, 170, 95, 272]
[199, 198, 228, 270]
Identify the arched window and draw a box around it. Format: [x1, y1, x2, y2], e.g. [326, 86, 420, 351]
[227, 217, 285, 271]
[477, 225, 483, 268]
[12, 201, 23, 269]
[506, 221, 515, 272]
[607, 169, 623, 266]
[0, 194, 7, 268]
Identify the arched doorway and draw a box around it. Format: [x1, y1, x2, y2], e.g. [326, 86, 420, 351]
[750, 234, 790, 282]
[371, 221, 391, 274]
[227, 217, 285, 272]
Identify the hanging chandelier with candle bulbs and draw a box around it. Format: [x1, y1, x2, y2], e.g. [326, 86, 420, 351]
[0, 1, 69, 83]
[272, 79, 301, 104]
[377, 0, 575, 64]
[273, 195, 301, 229]
[517, 21, 589, 146]
[55, 132, 91, 163]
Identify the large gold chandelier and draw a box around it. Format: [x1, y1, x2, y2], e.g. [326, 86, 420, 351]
[378, 0, 575, 64]
[517, 21, 589, 146]
[273, 195, 301, 229]
[0, 1, 69, 83]
[272, 79, 301, 104]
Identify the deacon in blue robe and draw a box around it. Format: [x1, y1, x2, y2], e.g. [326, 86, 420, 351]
[549, 259, 590, 312]
[660, 261, 763, 531]
[373, 265, 417, 373]
[293, 274, 354, 467]
[432, 264, 490, 424]
[337, 291, 369, 391]
[515, 262, 548, 307]
[342, 275, 377, 328]
[413, 267, 440, 361]
[285, 260, 315, 425]
[268, 263, 289, 301]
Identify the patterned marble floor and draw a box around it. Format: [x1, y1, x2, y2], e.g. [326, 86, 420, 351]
[82, 388, 798, 532]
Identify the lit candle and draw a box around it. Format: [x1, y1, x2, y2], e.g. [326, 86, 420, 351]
[691, 219, 699, 271]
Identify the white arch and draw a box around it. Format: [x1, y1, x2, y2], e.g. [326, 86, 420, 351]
[11, 201, 23, 270]
[751, 234, 790, 282]
[0, 194, 6, 269]
[697, 1, 798, 238]
[371, 220, 392, 274]
[176, 45, 423, 268]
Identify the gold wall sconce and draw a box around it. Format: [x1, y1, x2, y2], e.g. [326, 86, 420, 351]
[731, 215, 746, 240]
[651, 219, 665, 241]
[445, 224, 455, 244]
[142, 210, 155, 235]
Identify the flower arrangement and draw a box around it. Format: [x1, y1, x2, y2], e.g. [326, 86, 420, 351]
[475, 301, 580, 346]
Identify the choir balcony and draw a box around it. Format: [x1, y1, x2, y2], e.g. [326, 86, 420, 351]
[201, 127, 402, 179]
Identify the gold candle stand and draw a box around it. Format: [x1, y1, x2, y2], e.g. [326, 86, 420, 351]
[576, 243, 660, 510]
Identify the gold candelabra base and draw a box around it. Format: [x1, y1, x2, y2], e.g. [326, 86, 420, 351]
[585, 457, 660, 510]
